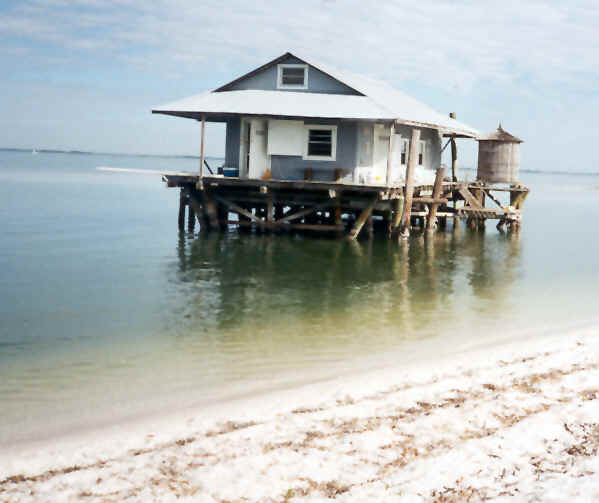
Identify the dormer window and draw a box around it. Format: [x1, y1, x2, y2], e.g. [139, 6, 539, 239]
[277, 64, 308, 89]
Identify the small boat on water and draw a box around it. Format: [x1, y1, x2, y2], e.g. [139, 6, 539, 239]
[32, 149, 39, 155]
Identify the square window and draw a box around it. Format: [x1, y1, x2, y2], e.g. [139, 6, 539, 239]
[303, 125, 337, 161]
[308, 129, 332, 157]
[282, 67, 305, 86]
[277, 64, 308, 89]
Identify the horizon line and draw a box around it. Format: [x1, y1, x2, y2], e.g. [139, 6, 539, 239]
[0, 147, 224, 160]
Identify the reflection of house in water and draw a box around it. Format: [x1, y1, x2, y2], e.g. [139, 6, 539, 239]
[172, 232, 522, 342]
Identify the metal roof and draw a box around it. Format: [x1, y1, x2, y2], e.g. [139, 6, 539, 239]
[152, 52, 479, 138]
[478, 124, 523, 143]
[153, 89, 393, 121]
[287, 52, 479, 137]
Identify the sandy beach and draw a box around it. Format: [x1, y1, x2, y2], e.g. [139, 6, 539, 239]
[1, 325, 598, 502]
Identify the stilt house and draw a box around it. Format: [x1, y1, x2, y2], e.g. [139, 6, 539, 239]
[152, 52, 529, 239]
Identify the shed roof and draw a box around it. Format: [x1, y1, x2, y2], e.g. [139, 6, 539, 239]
[152, 52, 479, 138]
[479, 124, 523, 143]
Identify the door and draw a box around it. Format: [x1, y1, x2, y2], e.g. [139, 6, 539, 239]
[248, 119, 269, 179]
[372, 124, 389, 184]
[240, 118, 269, 179]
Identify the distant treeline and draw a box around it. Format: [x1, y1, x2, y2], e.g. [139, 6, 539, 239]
[0, 147, 223, 162]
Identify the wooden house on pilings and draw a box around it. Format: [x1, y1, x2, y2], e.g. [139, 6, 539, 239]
[152, 52, 529, 239]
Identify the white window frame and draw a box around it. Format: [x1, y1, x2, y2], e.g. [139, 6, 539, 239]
[303, 125, 337, 161]
[277, 64, 309, 90]
[400, 138, 409, 166]
[399, 138, 426, 166]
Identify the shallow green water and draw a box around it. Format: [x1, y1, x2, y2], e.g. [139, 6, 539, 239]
[0, 151, 598, 445]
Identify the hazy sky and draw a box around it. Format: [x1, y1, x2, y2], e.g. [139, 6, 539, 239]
[1, 0, 598, 170]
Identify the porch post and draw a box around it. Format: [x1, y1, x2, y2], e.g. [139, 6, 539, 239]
[199, 114, 206, 178]
[449, 113, 457, 182]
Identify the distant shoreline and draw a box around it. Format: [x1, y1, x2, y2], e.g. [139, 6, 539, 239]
[0, 147, 223, 162]
[1, 148, 596, 177]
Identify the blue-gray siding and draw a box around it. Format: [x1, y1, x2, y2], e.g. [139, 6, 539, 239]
[224, 55, 360, 95]
[222, 118, 442, 181]
[271, 121, 357, 181]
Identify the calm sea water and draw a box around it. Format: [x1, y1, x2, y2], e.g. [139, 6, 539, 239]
[1, 150, 598, 446]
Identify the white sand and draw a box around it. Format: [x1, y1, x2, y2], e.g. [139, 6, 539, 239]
[1, 326, 598, 502]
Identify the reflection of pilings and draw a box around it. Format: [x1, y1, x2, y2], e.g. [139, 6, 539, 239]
[398, 239, 412, 330]
[178, 189, 186, 231]
[187, 205, 196, 233]
[177, 231, 187, 273]
[425, 231, 436, 304]
[171, 229, 522, 336]
[461, 228, 522, 317]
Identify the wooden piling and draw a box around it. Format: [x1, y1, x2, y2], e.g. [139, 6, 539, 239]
[178, 189, 186, 231]
[398, 128, 421, 238]
[334, 206, 342, 226]
[427, 167, 445, 230]
[366, 215, 374, 238]
[187, 205, 196, 232]
[347, 197, 377, 240]
[392, 196, 404, 234]
[185, 186, 206, 230]
[202, 190, 220, 230]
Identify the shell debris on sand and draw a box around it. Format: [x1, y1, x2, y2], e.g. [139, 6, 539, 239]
[1, 327, 599, 502]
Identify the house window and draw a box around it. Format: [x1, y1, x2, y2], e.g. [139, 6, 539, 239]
[400, 139, 426, 166]
[303, 125, 337, 161]
[400, 139, 409, 165]
[418, 140, 425, 166]
[277, 64, 308, 89]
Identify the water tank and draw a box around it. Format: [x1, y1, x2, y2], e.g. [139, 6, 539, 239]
[477, 124, 523, 183]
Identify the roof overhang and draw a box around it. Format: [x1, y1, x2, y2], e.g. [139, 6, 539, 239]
[152, 90, 478, 137]
[152, 89, 395, 122]
[394, 119, 478, 139]
[152, 110, 389, 123]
